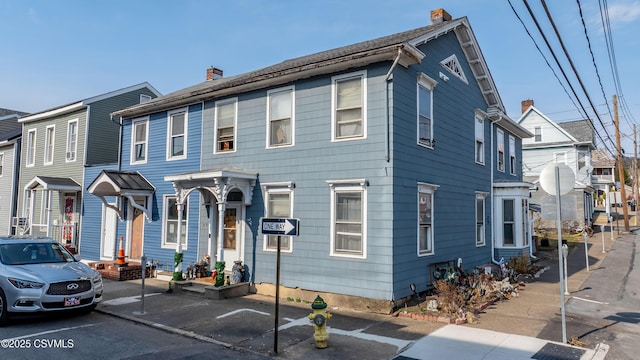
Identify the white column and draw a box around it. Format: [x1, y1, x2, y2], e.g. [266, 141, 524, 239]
[217, 202, 226, 263]
[175, 202, 184, 273]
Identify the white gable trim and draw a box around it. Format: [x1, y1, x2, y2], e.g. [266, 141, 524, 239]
[518, 106, 578, 143]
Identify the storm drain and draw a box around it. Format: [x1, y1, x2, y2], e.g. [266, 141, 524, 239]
[531, 342, 586, 360]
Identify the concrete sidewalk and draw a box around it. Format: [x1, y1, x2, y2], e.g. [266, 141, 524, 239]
[95, 227, 625, 359]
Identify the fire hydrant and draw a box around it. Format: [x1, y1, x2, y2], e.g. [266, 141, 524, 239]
[308, 295, 331, 349]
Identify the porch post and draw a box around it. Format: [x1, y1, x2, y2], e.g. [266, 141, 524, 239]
[175, 202, 184, 272]
[46, 190, 53, 237]
[217, 202, 226, 263]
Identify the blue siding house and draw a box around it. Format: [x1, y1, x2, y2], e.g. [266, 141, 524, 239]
[92, 9, 532, 311]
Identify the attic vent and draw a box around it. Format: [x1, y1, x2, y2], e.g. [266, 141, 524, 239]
[440, 54, 468, 84]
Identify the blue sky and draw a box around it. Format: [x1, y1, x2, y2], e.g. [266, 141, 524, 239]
[2, 0, 639, 153]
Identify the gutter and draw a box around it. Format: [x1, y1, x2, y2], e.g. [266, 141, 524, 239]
[487, 108, 501, 265]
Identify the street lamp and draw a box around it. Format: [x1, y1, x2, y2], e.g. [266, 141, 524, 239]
[562, 244, 569, 296]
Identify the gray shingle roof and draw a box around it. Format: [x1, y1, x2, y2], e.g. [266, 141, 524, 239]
[558, 120, 594, 144]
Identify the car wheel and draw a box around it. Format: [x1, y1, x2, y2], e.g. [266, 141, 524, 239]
[0, 288, 8, 326]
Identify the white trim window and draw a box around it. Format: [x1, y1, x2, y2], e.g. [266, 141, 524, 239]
[332, 71, 366, 141]
[577, 151, 588, 170]
[162, 196, 188, 249]
[26, 129, 36, 167]
[417, 73, 437, 148]
[503, 198, 515, 246]
[418, 182, 438, 255]
[267, 87, 294, 148]
[475, 113, 484, 164]
[140, 94, 152, 103]
[522, 198, 529, 247]
[263, 182, 294, 252]
[0, 152, 4, 176]
[131, 118, 149, 164]
[554, 152, 567, 164]
[509, 135, 516, 175]
[167, 108, 187, 160]
[215, 98, 237, 153]
[66, 120, 78, 162]
[328, 179, 367, 258]
[476, 193, 487, 246]
[534, 126, 542, 142]
[23, 190, 32, 219]
[497, 129, 505, 172]
[44, 125, 55, 165]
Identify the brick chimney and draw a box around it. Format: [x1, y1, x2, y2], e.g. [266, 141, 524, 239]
[206, 66, 223, 81]
[431, 8, 452, 25]
[521, 99, 534, 113]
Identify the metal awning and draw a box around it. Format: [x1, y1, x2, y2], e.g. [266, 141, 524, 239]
[87, 170, 155, 221]
[25, 176, 82, 192]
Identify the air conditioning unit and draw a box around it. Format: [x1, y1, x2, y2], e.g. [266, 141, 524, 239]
[66, 151, 75, 159]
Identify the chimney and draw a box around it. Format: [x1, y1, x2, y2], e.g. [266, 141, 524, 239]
[206, 66, 223, 81]
[430, 8, 452, 25]
[521, 99, 534, 113]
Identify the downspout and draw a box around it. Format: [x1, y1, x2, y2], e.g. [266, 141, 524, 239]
[384, 48, 403, 162]
[488, 110, 502, 265]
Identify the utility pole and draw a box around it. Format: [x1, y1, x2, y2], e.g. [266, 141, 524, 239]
[614, 94, 630, 231]
[635, 124, 638, 225]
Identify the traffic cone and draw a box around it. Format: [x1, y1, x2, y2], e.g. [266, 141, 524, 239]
[115, 236, 127, 266]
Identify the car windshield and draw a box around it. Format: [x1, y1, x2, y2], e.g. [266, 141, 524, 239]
[0, 242, 76, 265]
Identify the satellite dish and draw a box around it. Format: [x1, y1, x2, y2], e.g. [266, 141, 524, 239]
[539, 163, 575, 196]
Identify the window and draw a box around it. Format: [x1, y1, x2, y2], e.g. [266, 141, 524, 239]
[26, 129, 36, 167]
[167, 109, 187, 160]
[0, 153, 4, 176]
[578, 151, 587, 170]
[522, 199, 529, 247]
[554, 152, 567, 164]
[328, 179, 367, 257]
[440, 54, 468, 83]
[534, 126, 542, 142]
[417, 73, 437, 147]
[215, 99, 237, 153]
[503, 199, 515, 246]
[44, 125, 55, 165]
[140, 94, 151, 103]
[131, 118, 148, 164]
[497, 129, 505, 172]
[476, 193, 486, 246]
[263, 183, 294, 252]
[267, 87, 294, 147]
[475, 113, 484, 164]
[509, 135, 516, 175]
[162, 196, 187, 248]
[418, 183, 438, 255]
[332, 71, 366, 141]
[66, 120, 78, 162]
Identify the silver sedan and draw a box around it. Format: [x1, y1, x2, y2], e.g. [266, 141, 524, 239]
[0, 236, 103, 326]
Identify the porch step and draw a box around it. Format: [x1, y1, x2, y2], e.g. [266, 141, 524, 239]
[172, 281, 249, 300]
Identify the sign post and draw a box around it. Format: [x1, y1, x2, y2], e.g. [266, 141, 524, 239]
[539, 163, 574, 344]
[259, 218, 300, 354]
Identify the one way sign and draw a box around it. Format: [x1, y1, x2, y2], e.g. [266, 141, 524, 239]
[260, 218, 300, 236]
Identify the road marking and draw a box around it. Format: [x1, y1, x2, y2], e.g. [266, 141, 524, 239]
[573, 296, 609, 305]
[216, 308, 270, 319]
[101, 293, 162, 306]
[4, 324, 96, 341]
[279, 316, 412, 350]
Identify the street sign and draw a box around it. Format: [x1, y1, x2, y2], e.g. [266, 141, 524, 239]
[260, 217, 300, 236]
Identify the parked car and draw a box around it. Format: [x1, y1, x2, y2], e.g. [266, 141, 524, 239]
[0, 236, 103, 326]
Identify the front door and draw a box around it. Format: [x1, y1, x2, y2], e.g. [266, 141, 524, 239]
[101, 204, 117, 259]
[130, 207, 144, 260]
[223, 203, 242, 270]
